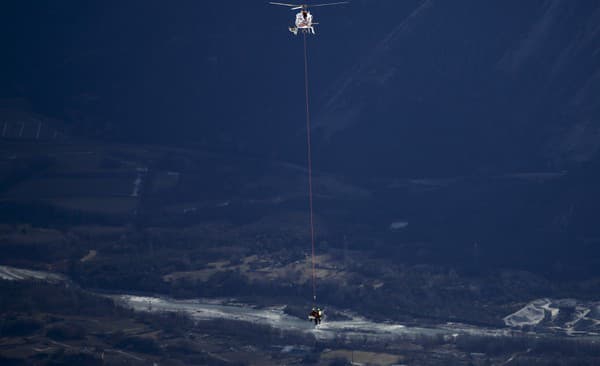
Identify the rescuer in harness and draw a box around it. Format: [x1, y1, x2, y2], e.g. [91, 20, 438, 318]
[308, 307, 323, 325]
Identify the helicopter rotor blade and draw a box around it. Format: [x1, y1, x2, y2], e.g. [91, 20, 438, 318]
[269, 1, 348, 11]
[269, 2, 301, 7]
[310, 2, 349, 7]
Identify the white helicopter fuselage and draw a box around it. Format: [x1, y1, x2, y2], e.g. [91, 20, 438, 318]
[270, 2, 348, 36]
[295, 11, 314, 29]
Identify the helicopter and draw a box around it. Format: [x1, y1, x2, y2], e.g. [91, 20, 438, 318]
[269, 2, 349, 35]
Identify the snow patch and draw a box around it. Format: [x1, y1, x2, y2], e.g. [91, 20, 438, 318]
[114, 294, 514, 343]
[0, 265, 65, 283]
[131, 167, 148, 197]
[389, 221, 409, 231]
[503, 298, 553, 327]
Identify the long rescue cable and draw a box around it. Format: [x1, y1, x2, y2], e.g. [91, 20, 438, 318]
[303, 32, 317, 303]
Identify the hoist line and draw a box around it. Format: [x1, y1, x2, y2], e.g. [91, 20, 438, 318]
[303, 32, 317, 303]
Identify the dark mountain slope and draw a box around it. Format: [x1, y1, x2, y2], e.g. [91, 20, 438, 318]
[314, 0, 600, 178]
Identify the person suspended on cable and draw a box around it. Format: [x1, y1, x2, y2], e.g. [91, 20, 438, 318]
[308, 307, 323, 325]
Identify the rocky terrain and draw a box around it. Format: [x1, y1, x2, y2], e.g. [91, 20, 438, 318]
[1, 138, 600, 364]
[505, 298, 600, 336]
